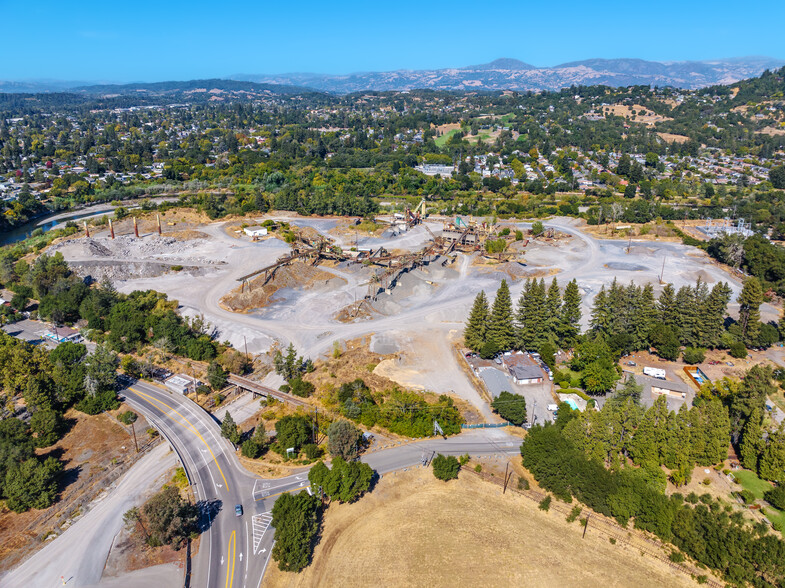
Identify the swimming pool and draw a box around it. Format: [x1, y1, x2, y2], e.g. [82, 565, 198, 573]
[564, 398, 580, 411]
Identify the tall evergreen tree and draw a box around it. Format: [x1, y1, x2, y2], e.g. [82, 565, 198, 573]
[700, 282, 732, 348]
[759, 428, 785, 482]
[545, 278, 562, 334]
[558, 279, 582, 347]
[699, 398, 731, 466]
[486, 279, 515, 352]
[665, 405, 693, 486]
[518, 278, 548, 351]
[738, 277, 763, 347]
[590, 286, 610, 333]
[675, 284, 698, 345]
[464, 291, 489, 352]
[739, 407, 764, 472]
[657, 283, 679, 333]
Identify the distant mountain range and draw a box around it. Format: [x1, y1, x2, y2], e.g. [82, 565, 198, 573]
[1, 56, 783, 96]
[229, 56, 785, 93]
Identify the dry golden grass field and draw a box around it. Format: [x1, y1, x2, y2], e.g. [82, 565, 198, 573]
[263, 468, 702, 588]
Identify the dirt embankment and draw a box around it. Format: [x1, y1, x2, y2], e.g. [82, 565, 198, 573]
[0, 407, 157, 572]
[220, 261, 345, 312]
[263, 468, 701, 588]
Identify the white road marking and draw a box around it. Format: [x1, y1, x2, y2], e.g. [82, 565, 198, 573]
[252, 513, 273, 555]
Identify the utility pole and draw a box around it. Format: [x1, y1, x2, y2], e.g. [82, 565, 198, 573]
[131, 420, 138, 453]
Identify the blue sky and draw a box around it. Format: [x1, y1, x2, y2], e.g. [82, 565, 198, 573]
[2, 0, 784, 82]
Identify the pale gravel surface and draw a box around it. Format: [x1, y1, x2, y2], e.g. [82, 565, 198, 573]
[51, 215, 769, 417]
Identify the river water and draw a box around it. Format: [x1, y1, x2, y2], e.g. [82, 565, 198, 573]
[0, 207, 115, 247]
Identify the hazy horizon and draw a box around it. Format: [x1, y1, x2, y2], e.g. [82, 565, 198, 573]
[1, 0, 784, 82]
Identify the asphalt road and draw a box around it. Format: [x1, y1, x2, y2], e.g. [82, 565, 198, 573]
[119, 384, 524, 588]
[2, 443, 177, 588]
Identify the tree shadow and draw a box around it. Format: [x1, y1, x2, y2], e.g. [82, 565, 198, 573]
[196, 499, 222, 533]
[57, 465, 82, 493]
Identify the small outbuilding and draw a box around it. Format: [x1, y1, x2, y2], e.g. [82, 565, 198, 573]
[165, 375, 194, 395]
[509, 364, 544, 385]
[243, 226, 268, 238]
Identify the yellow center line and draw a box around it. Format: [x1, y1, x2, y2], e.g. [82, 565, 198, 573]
[225, 530, 236, 588]
[127, 387, 230, 491]
[255, 487, 302, 502]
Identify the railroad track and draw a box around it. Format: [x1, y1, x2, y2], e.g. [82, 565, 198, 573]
[227, 373, 309, 407]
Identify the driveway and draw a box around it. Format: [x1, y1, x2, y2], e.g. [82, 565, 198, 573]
[478, 366, 555, 425]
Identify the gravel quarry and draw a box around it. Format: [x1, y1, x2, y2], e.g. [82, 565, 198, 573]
[49, 214, 764, 417]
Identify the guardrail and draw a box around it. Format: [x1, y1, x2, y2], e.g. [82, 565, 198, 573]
[462, 422, 511, 429]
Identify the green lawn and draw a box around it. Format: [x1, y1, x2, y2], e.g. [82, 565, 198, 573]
[734, 469, 773, 499]
[764, 507, 785, 533]
[434, 129, 460, 147]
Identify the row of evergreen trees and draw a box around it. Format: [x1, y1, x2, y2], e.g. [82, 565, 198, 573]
[562, 381, 730, 486]
[467, 274, 775, 358]
[464, 278, 581, 357]
[589, 278, 732, 353]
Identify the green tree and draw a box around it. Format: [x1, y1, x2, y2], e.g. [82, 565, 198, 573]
[531, 221, 544, 236]
[738, 277, 763, 347]
[491, 391, 527, 425]
[517, 278, 548, 352]
[140, 485, 199, 549]
[308, 457, 374, 502]
[759, 428, 785, 481]
[30, 409, 63, 447]
[432, 454, 460, 481]
[617, 375, 642, 403]
[4, 456, 63, 512]
[764, 485, 785, 510]
[486, 280, 515, 352]
[682, 347, 706, 364]
[739, 408, 764, 472]
[281, 376, 314, 398]
[730, 365, 774, 436]
[274, 415, 312, 455]
[220, 411, 241, 445]
[770, 165, 785, 189]
[558, 279, 582, 347]
[207, 360, 227, 391]
[327, 419, 362, 460]
[464, 291, 489, 352]
[271, 491, 320, 572]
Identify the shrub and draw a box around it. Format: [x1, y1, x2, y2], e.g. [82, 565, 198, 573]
[241, 438, 262, 459]
[432, 454, 460, 481]
[729, 341, 748, 359]
[764, 485, 785, 510]
[303, 443, 322, 460]
[531, 221, 544, 236]
[670, 550, 685, 563]
[566, 505, 582, 523]
[682, 347, 706, 364]
[474, 464, 482, 473]
[517, 476, 529, 490]
[738, 489, 756, 505]
[538, 495, 552, 511]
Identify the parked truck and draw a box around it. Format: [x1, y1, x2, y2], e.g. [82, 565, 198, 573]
[643, 367, 666, 380]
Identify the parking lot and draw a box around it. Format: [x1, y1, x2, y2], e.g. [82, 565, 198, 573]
[468, 353, 557, 426]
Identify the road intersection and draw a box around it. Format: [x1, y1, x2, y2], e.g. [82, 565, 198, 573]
[121, 380, 521, 588]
